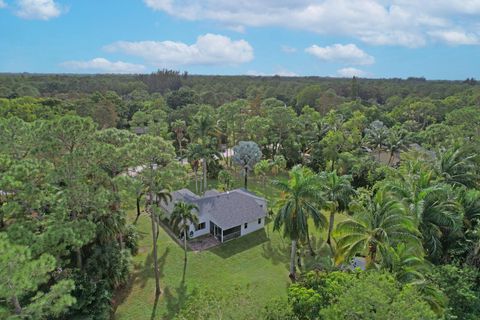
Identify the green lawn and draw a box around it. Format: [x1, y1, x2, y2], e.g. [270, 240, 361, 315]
[114, 216, 292, 319]
[114, 174, 343, 320]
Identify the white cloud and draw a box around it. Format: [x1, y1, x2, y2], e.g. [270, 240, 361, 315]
[15, 0, 63, 20]
[306, 43, 374, 65]
[61, 58, 146, 74]
[281, 45, 297, 53]
[275, 70, 299, 77]
[143, 0, 480, 47]
[104, 33, 254, 67]
[144, 0, 172, 12]
[0, 1, 6, 8]
[226, 25, 246, 33]
[337, 67, 369, 78]
[393, 0, 480, 16]
[429, 30, 479, 45]
[246, 69, 299, 77]
[246, 70, 269, 76]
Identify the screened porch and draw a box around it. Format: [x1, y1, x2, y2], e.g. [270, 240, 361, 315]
[210, 221, 241, 242]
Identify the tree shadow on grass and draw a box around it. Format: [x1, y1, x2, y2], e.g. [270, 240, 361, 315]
[301, 242, 334, 272]
[261, 240, 290, 267]
[160, 259, 193, 319]
[134, 247, 170, 289]
[111, 274, 135, 318]
[151, 294, 160, 320]
[111, 228, 151, 318]
[209, 229, 269, 259]
[260, 233, 330, 271]
[309, 234, 327, 253]
[112, 246, 170, 319]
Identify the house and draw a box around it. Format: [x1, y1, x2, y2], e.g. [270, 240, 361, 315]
[338, 256, 367, 271]
[160, 188, 267, 242]
[407, 143, 436, 160]
[348, 257, 366, 271]
[132, 126, 148, 135]
[362, 143, 437, 167]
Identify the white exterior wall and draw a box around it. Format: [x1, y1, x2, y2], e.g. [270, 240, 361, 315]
[188, 214, 211, 238]
[240, 217, 265, 236]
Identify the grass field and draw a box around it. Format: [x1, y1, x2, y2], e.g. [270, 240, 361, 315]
[113, 173, 342, 319]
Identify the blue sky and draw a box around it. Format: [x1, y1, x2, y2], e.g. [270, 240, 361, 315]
[1, 0, 480, 79]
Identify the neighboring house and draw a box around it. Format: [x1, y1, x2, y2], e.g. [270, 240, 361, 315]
[348, 257, 366, 271]
[338, 256, 367, 271]
[407, 143, 436, 160]
[362, 143, 436, 167]
[0, 190, 14, 198]
[160, 188, 267, 242]
[132, 126, 148, 135]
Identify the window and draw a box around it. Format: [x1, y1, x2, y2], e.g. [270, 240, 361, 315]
[244, 223, 248, 229]
[196, 222, 206, 231]
[258, 218, 262, 224]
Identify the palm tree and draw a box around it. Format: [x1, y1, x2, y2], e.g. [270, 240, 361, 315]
[385, 126, 407, 165]
[186, 142, 221, 194]
[186, 143, 202, 194]
[465, 225, 480, 267]
[129, 134, 177, 297]
[254, 159, 271, 192]
[416, 185, 463, 258]
[364, 120, 389, 161]
[381, 243, 430, 284]
[202, 145, 223, 192]
[218, 101, 245, 167]
[146, 167, 171, 297]
[190, 109, 215, 144]
[273, 165, 326, 280]
[335, 190, 419, 268]
[270, 155, 286, 176]
[460, 189, 480, 229]
[382, 165, 463, 259]
[189, 109, 216, 192]
[381, 243, 447, 314]
[382, 243, 447, 314]
[170, 202, 199, 262]
[217, 170, 233, 191]
[171, 119, 186, 157]
[445, 190, 480, 266]
[435, 145, 479, 189]
[130, 177, 145, 224]
[319, 171, 355, 249]
[153, 188, 173, 241]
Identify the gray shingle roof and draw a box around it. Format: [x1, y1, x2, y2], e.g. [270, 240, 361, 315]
[195, 190, 266, 229]
[204, 189, 221, 197]
[163, 188, 267, 229]
[160, 188, 199, 214]
[235, 188, 266, 201]
[133, 126, 148, 135]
